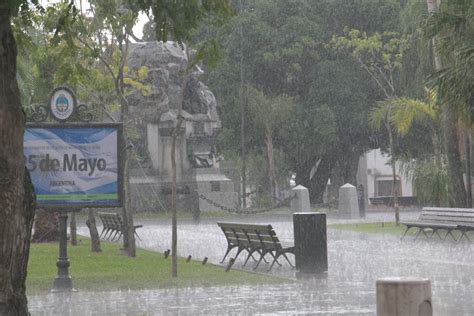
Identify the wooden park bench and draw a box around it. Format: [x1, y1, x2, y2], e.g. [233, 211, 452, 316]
[400, 207, 474, 242]
[98, 212, 143, 241]
[217, 222, 294, 272]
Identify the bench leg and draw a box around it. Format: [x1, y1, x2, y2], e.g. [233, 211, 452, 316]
[280, 252, 294, 269]
[242, 249, 258, 267]
[253, 251, 269, 270]
[99, 227, 107, 238]
[220, 245, 236, 263]
[432, 229, 443, 240]
[444, 230, 457, 242]
[414, 228, 423, 241]
[268, 251, 282, 267]
[103, 229, 112, 240]
[233, 247, 246, 262]
[421, 229, 430, 239]
[111, 229, 122, 241]
[400, 226, 411, 240]
[134, 232, 142, 241]
[458, 230, 471, 242]
[267, 256, 279, 272]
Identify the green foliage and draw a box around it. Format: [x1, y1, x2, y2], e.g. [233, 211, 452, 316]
[369, 93, 437, 137]
[198, 0, 404, 194]
[246, 86, 295, 136]
[127, 0, 232, 45]
[329, 29, 411, 98]
[399, 157, 449, 206]
[424, 0, 474, 119]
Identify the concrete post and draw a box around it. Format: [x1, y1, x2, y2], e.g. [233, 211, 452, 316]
[338, 183, 359, 218]
[376, 277, 432, 316]
[291, 185, 311, 213]
[293, 212, 328, 273]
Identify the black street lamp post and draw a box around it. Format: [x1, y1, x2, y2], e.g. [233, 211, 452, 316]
[52, 212, 73, 292]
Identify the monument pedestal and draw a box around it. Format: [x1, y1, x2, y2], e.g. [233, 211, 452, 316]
[195, 168, 238, 212]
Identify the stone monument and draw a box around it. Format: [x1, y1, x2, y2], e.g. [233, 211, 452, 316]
[126, 41, 238, 212]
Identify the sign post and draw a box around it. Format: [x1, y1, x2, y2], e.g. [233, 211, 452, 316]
[25, 87, 123, 292]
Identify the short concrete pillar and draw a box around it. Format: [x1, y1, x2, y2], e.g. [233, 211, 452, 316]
[376, 277, 432, 316]
[291, 185, 311, 213]
[338, 183, 359, 218]
[293, 212, 328, 273]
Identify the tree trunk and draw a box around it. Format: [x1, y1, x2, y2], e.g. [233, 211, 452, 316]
[466, 127, 472, 207]
[443, 110, 467, 207]
[387, 125, 400, 224]
[265, 127, 276, 203]
[31, 209, 59, 242]
[431, 123, 442, 168]
[430, 124, 442, 206]
[116, 35, 136, 258]
[427, 0, 467, 207]
[295, 159, 313, 189]
[70, 211, 77, 246]
[171, 117, 184, 278]
[85, 208, 101, 252]
[123, 151, 136, 257]
[0, 9, 36, 315]
[333, 149, 361, 186]
[307, 154, 337, 204]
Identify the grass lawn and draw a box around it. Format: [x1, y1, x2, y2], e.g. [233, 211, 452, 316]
[330, 222, 408, 236]
[27, 237, 285, 294]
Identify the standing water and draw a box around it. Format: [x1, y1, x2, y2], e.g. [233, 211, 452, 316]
[28, 212, 474, 315]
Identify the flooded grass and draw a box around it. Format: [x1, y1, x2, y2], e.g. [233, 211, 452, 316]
[26, 236, 286, 294]
[330, 221, 471, 240]
[331, 222, 411, 235]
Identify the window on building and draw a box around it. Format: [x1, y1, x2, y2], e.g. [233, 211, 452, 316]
[376, 179, 401, 197]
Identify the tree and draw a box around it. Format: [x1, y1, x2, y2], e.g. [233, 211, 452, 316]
[20, 0, 141, 257]
[370, 89, 444, 207]
[330, 29, 410, 222]
[199, 0, 402, 203]
[126, 0, 232, 277]
[0, 2, 38, 315]
[424, 0, 473, 207]
[246, 87, 295, 203]
[425, 0, 474, 114]
[0, 2, 231, 314]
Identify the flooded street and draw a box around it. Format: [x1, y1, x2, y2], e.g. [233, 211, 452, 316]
[28, 212, 474, 315]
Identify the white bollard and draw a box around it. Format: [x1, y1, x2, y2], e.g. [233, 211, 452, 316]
[290, 185, 311, 213]
[376, 277, 432, 316]
[338, 183, 359, 218]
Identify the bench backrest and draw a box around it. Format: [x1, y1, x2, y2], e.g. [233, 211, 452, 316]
[217, 222, 283, 251]
[98, 212, 123, 229]
[419, 207, 474, 226]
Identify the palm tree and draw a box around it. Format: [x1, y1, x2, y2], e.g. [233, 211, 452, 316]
[424, 0, 471, 207]
[369, 89, 440, 221]
[425, 0, 474, 113]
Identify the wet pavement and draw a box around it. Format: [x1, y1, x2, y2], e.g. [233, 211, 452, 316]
[28, 211, 474, 315]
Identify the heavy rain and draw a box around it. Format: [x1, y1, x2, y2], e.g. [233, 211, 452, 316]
[0, 0, 473, 315]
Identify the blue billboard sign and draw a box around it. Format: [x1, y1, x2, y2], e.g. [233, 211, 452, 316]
[24, 124, 123, 207]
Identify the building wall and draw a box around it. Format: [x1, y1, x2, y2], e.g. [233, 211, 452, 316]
[364, 149, 413, 200]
